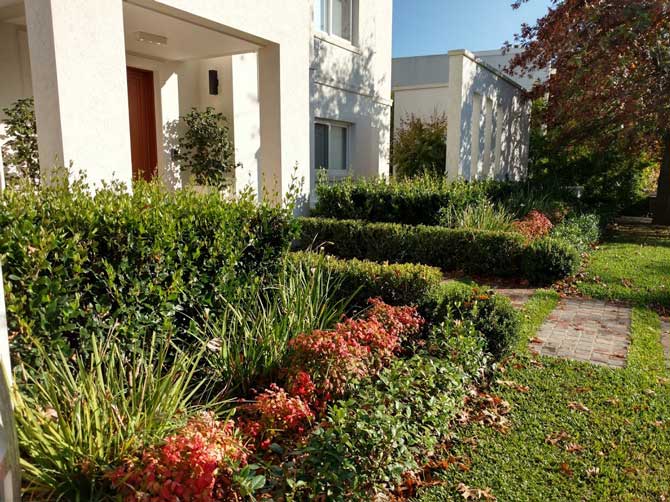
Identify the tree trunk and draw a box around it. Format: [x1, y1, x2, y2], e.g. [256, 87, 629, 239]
[652, 131, 670, 225]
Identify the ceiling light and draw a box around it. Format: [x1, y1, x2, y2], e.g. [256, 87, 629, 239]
[135, 31, 168, 46]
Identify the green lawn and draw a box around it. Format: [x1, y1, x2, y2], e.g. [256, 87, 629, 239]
[576, 223, 670, 308]
[413, 291, 670, 501]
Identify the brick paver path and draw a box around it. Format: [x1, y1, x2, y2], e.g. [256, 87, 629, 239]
[661, 319, 670, 370]
[531, 298, 631, 368]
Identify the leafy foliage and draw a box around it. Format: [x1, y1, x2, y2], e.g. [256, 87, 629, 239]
[175, 107, 237, 188]
[289, 251, 443, 308]
[438, 200, 515, 232]
[392, 114, 448, 178]
[15, 334, 204, 501]
[550, 213, 602, 253]
[508, 0, 670, 222]
[296, 216, 573, 283]
[198, 256, 349, 396]
[1, 97, 39, 185]
[522, 237, 580, 285]
[0, 180, 297, 367]
[512, 210, 554, 240]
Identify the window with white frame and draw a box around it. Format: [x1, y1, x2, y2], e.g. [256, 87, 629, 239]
[314, 0, 353, 42]
[314, 120, 350, 172]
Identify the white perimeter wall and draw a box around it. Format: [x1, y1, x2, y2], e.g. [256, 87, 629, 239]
[391, 50, 530, 181]
[310, 0, 392, 193]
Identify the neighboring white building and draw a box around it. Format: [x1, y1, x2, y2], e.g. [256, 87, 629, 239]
[392, 48, 546, 181]
[0, 0, 392, 207]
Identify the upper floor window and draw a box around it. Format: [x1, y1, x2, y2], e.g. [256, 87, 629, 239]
[315, 0, 353, 42]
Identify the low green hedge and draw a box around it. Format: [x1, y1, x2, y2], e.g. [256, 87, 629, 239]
[290, 252, 519, 357]
[289, 251, 442, 308]
[0, 180, 297, 366]
[296, 217, 578, 284]
[421, 281, 520, 357]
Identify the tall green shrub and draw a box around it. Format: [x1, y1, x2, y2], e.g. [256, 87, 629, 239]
[392, 114, 448, 178]
[0, 180, 297, 366]
[1, 97, 39, 185]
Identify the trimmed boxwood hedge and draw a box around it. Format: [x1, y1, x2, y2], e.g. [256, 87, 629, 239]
[295, 217, 578, 284]
[290, 252, 519, 357]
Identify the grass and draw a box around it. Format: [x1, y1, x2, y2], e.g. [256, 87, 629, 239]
[515, 289, 559, 353]
[413, 290, 670, 501]
[576, 223, 670, 308]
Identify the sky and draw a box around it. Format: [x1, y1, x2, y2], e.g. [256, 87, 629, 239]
[392, 0, 554, 58]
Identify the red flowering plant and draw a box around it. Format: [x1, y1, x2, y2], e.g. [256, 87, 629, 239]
[238, 384, 314, 450]
[108, 412, 251, 502]
[512, 210, 553, 240]
[286, 299, 424, 406]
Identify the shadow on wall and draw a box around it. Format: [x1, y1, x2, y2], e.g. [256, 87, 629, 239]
[309, 29, 391, 186]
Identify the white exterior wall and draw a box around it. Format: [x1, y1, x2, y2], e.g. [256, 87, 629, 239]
[392, 84, 449, 130]
[391, 50, 531, 181]
[310, 0, 392, 191]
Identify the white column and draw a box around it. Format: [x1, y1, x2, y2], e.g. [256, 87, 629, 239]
[258, 42, 310, 211]
[231, 53, 261, 198]
[24, 0, 132, 188]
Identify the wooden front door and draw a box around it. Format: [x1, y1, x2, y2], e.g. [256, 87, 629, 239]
[126, 67, 158, 181]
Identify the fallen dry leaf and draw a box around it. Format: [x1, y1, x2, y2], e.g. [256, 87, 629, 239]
[496, 379, 530, 393]
[565, 442, 585, 453]
[545, 431, 570, 446]
[559, 462, 574, 477]
[568, 401, 590, 413]
[456, 483, 497, 500]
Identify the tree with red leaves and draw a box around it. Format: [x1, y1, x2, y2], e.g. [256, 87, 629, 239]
[507, 1, 670, 223]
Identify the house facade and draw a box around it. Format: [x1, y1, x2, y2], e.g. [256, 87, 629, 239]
[0, 0, 392, 205]
[392, 48, 545, 181]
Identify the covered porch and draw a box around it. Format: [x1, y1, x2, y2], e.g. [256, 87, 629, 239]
[0, 0, 310, 202]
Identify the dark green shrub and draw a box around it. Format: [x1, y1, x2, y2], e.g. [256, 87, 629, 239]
[296, 217, 527, 277]
[420, 282, 520, 357]
[522, 237, 580, 285]
[300, 355, 467, 499]
[0, 180, 297, 366]
[422, 319, 490, 377]
[289, 251, 442, 308]
[392, 114, 448, 178]
[313, 176, 491, 225]
[550, 213, 602, 253]
[175, 107, 237, 188]
[1, 97, 39, 185]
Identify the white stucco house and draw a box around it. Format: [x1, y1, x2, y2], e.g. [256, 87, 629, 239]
[0, 0, 392, 206]
[392, 48, 548, 181]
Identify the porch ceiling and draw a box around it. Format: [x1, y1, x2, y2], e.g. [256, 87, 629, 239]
[123, 2, 261, 62]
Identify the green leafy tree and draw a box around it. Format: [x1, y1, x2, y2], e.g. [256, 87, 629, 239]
[508, 0, 670, 222]
[175, 107, 237, 188]
[391, 113, 447, 178]
[2, 97, 39, 185]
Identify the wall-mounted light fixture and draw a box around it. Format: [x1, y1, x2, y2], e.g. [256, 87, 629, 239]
[135, 31, 168, 46]
[208, 70, 219, 95]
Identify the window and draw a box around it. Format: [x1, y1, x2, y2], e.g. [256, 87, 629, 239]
[314, 121, 349, 172]
[314, 0, 353, 42]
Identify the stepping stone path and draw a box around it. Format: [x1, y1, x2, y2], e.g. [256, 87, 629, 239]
[531, 299, 631, 368]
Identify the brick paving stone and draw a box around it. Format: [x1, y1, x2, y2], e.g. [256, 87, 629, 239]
[532, 298, 631, 368]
